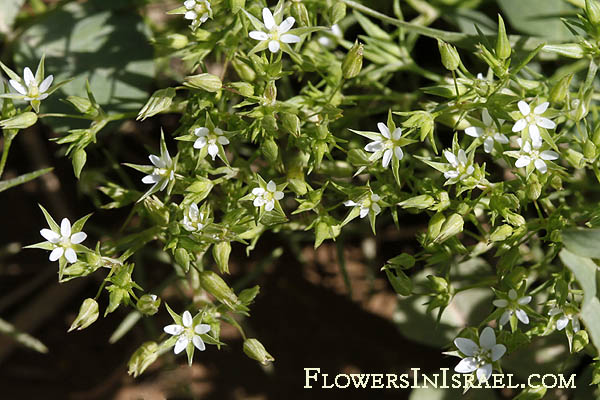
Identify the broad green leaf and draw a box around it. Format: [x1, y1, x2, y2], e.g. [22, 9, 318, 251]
[0, 167, 52, 193]
[562, 228, 600, 258]
[0, 0, 25, 36]
[498, 0, 574, 41]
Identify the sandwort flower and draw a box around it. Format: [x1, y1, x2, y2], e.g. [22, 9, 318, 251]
[182, 203, 206, 232]
[40, 218, 87, 264]
[194, 126, 229, 160]
[493, 289, 532, 326]
[454, 327, 506, 383]
[443, 149, 474, 181]
[249, 8, 300, 53]
[514, 138, 559, 174]
[344, 192, 382, 219]
[252, 180, 284, 211]
[464, 109, 508, 153]
[512, 101, 556, 148]
[164, 310, 211, 355]
[363, 122, 405, 168]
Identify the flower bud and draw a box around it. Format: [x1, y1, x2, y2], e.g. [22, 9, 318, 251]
[175, 247, 190, 273]
[143, 196, 169, 225]
[330, 3, 346, 25]
[0, 112, 38, 130]
[543, 43, 585, 59]
[137, 294, 161, 316]
[199, 270, 242, 311]
[587, 0, 600, 25]
[184, 73, 222, 92]
[72, 148, 87, 179]
[565, 148, 585, 168]
[281, 112, 301, 137]
[291, 1, 310, 27]
[427, 213, 446, 241]
[212, 241, 231, 274]
[427, 275, 449, 293]
[243, 338, 275, 365]
[232, 58, 256, 82]
[584, 140, 597, 159]
[549, 74, 572, 105]
[504, 211, 525, 226]
[137, 88, 176, 121]
[490, 224, 514, 242]
[68, 298, 99, 332]
[261, 138, 279, 163]
[264, 80, 277, 103]
[342, 41, 363, 79]
[398, 194, 435, 210]
[526, 173, 542, 200]
[128, 341, 159, 377]
[433, 213, 464, 244]
[239, 285, 260, 305]
[437, 40, 460, 71]
[496, 15, 511, 60]
[229, 82, 254, 97]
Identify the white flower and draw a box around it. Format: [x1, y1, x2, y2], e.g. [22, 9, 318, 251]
[493, 289, 532, 326]
[548, 307, 580, 332]
[252, 180, 284, 211]
[344, 193, 382, 219]
[9, 66, 53, 102]
[363, 122, 404, 168]
[182, 203, 206, 232]
[249, 8, 301, 53]
[318, 24, 342, 48]
[512, 101, 556, 148]
[183, 0, 212, 27]
[193, 127, 229, 160]
[164, 310, 211, 355]
[40, 218, 87, 264]
[514, 138, 559, 174]
[142, 146, 175, 192]
[464, 109, 509, 153]
[443, 149, 474, 181]
[454, 327, 506, 383]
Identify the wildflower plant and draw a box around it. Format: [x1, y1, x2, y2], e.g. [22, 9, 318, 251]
[3, 0, 600, 395]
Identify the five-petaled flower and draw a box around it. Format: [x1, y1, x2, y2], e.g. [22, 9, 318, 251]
[364, 122, 405, 168]
[182, 203, 206, 232]
[512, 101, 556, 148]
[344, 192, 382, 219]
[249, 8, 300, 53]
[40, 218, 87, 264]
[183, 0, 212, 28]
[142, 144, 175, 194]
[465, 109, 509, 153]
[252, 180, 284, 211]
[9, 67, 53, 103]
[454, 327, 506, 383]
[514, 138, 559, 174]
[164, 310, 211, 355]
[493, 289, 532, 327]
[194, 126, 229, 160]
[443, 149, 474, 181]
[548, 306, 580, 333]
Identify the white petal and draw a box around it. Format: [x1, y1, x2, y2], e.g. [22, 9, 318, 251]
[253, 197, 265, 207]
[394, 146, 404, 160]
[522, 141, 532, 152]
[515, 156, 531, 168]
[252, 187, 265, 196]
[267, 180, 277, 192]
[512, 119, 527, 132]
[40, 228, 60, 243]
[174, 335, 189, 354]
[572, 318, 580, 332]
[265, 200, 275, 211]
[280, 34, 300, 43]
[344, 200, 357, 207]
[208, 143, 218, 159]
[164, 324, 184, 335]
[548, 307, 562, 316]
[392, 128, 402, 140]
[217, 136, 229, 145]
[465, 127, 483, 138]
[382, 149, 392, 168]
[182, 311, 193, 327]
[482, 109, 493, 126]
[493, 299, 508, 308]
[444, 170, 459, 179]
[49, 247, 64, 262]
[537, 117, 556, 129]
[479, 327, 496, 349]
[60, 218, 71, 237]
[516, 309, 529, 324]
[184, 0, 196, 9]
[9, 80, 27, 95]
[279, 17, 295, 33]
[491, 344, 506, 361]
[517, 100, 530, 116]
[192, 335, 206, 351]
[457, 149, 467, 165]
[476, 364, 492, 382]
[529, 125, 541, 148]
[483, 137, 494, 153]
[249, 31, 269, 41]
[494, 133, 509, 144]
[540, 150, 559, 161]
[184, 10, 197, 20]
[454, 338, 478, 356]
[195, 324, 211, 335]
[195, 127, 209, 137]
[262, 8, 275, 30]
[455, 357, 478, 373]
[371, 203, 381, 214]
[39, 75, 54, 93]
[371, 194, 380, 202]
[23, 67, 35, 86]
[518, 296, 532, 305]
[142, 175, 159, 184]
[149, 154, 165, 168]
[70, 231, 87, 244]
[64, 247, 77, 263]
[556, 315, 569, 330]
[534, 159, 548, 173]
[268, 40, 280, 53]
[499, 310, 510, 326]
[444, 150, 457, 165]
[533, 102, 549, 115]
[359, 207, 369, 218]
[364, 141, 384, 152]
[274, 191, 284, 200]
[377, 122, 390, 138]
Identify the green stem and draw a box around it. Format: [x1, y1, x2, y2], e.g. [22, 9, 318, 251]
[0, 132, 16, 178]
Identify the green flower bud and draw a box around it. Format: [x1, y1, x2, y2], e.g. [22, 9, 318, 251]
[184, 73, 222, 92]
[243, 338, 275, 365]
[565, 148, 585, 168]
[137, 294, 161, 316]
[68, 298, 99, 332]
[213, 241, 231, 274]
[584, 140, 597, 159]
[330, 3, 346, 25]
[549, 74, 572, 105]
[291, 1, 310, 27]
[162, 33, 189, 49]
[137, 88, 176, 121]
[261, 138, 279, 163]
[228, 82, 254, 97]
[427, 212, 446, 241]
[427, 275, 449, 293]
[587, 0, 600, 25]
[526, 173, 542, 200]
[342, 41, 364, 79]
[232, 58, 256, 82]
[573, 330, 589, 353]
[175, 247, 190, 272]
[543, 43, 585, 59]
[281, 112, 301, 137]
[314, 140, 329, 169]
[437, 40, 460, 71]
[199, 270, 242, 311]
[143, 196, 169, 225]
[0, 112, 38, 130]
[72, 148, 87, 179]
[490, 224, 514, 242]
[433, 213, 464, 244]
[264, 80, 277, 103]
[504, 211, 526, 227]
[496, 15, 511, 60]
[239, 285, 260, 305]
[398, 194, 435, 210]
[128, 341, 159, 378]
